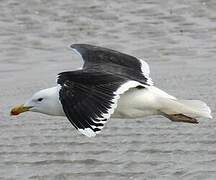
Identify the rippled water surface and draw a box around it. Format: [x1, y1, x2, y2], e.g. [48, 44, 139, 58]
[0, 0, 216, 179]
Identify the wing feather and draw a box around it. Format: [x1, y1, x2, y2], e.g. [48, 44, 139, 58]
[70, 44, 153, 86]
[57, 70, 141, 137]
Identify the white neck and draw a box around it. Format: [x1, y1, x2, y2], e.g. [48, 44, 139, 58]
[46, 86, 65, 116]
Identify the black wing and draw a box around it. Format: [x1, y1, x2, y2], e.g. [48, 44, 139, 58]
[57, 70, 140, 137]
[70, 44, 153, 86]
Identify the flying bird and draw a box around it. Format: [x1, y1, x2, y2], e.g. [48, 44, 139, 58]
[11, 44, 212, 137]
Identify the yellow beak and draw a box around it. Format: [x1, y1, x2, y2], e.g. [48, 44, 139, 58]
[10, 104, 32, 116]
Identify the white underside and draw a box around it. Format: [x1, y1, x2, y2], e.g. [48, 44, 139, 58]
[112, 86, 175, 118]
[113, 86, 212, 119]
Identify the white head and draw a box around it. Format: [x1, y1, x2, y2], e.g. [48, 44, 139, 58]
[11, 86, 64, 116]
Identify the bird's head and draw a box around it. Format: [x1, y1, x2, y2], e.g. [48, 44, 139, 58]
[10, 86, 61, 116]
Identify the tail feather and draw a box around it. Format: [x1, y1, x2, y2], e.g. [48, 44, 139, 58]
[177, 100, 212, 119]
[158, 98, 212, 123]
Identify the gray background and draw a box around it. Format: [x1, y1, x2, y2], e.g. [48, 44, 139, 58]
[0, 0, 216, 179]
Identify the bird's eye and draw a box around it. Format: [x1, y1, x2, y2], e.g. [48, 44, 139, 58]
[37, 98, 43, 102]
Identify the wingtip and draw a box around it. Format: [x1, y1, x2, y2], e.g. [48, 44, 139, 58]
[70, 44, 89, 48]
[69, 44, 81, 49]
[79, 128, 96, 138]
[69, 44, 83, 58]
[70, 44, 75, 49]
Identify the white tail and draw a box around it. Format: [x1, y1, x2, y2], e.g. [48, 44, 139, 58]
[159, 98, 212, 120]
[177, 100, 212, 118]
